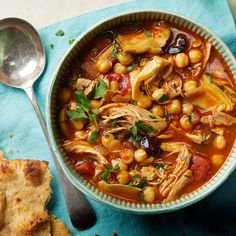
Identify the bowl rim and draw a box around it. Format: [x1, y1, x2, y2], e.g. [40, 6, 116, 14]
[46, 9, 236, 214]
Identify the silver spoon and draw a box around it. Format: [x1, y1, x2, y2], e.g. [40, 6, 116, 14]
[0, 18, 96, 230]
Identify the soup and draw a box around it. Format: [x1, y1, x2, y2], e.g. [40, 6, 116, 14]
[57, 20, 236, 203]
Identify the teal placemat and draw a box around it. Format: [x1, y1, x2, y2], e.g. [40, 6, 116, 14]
[1, 0, 236, 235]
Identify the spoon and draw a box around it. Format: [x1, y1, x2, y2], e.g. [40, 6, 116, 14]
[0, 18, 96, 230]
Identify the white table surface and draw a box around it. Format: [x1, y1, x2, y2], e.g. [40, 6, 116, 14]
[1, 0, 126, 28]
[1, 0, 235, 29]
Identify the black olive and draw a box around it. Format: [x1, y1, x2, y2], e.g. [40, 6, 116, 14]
[140, 136, 162, 157]
[167, 34, 188, 54]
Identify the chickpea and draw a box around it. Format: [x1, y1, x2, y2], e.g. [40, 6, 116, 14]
[120, 150, 134, 164]
[152, 105, 164, 117]
[183, 80, 198, 93]
[111, 159, 127, 170]
[90, 100, 101, 110]
[189, 49, 203, 64]
[152, 88, 166, 101]
[102, 134, 115, 149]
[110, 80, 119, 92]
[114, 63, 127, 74]
[211, 154, 224, 166]
[192, 40, 202, 48]
[182, 102, 194, 115]
[175, 53, 189, 68]
[180, 116, 193, 130]
[129, 170, 138, 177]
[117, 52, 133, 66]
[137, 95, 152, 109]
[213, 135, 226, 150]
[166, 99, 181, 114]
[96, 58, 112, 73]
[70, 119, 84, 130]
[117, 170, 131, 184]
[108, 140, 122, 151]
[143, 187, 156, 203]
[134, 148, 147, 162]
[58, 88, 70, 104]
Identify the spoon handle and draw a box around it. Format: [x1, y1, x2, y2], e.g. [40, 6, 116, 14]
[24, 86, 96, 230]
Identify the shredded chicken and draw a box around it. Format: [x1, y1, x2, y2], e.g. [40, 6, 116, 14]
[160, 146, 192, 200]
[164, 76, 183, 98]
[200, 112, 236, 127]
[165, 169, 192, 202]
[76, 78, 96, 96]
[99, 103, 167, 136]
[186, 131, 211, 144]
[63, 141, 108, 165]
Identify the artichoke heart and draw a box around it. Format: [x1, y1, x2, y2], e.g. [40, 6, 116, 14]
[116, 26, 170, 54]
[98, 180, 141, 200]
[185, 74, 234, 112]
[131, 56, 172, 101]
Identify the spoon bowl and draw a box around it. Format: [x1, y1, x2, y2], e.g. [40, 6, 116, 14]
[0, 18, 45, 88]
[0, 17, 96, 230]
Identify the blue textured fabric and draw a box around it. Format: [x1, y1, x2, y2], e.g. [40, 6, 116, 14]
[0, 0, 236, 235]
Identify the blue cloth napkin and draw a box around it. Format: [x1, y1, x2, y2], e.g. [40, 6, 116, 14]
[1, 0, 236, 235]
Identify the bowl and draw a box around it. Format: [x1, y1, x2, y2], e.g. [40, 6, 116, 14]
[46, 10, 236, 214]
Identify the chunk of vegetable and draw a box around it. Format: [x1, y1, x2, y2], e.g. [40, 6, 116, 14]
[134, 148, 148, 162]
[191, 156, 212, 182]
[143, 187, 156, 203]
[116, 26, 170, 54]
[185, 75, 234, 112]
[75, 161, 95, 175]
[175, 53, 189, 68]
[117, 170, 131, 184]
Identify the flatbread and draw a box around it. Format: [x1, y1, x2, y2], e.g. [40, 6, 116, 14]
[0, 151, 71, 236]
[0, 158, 52, 235]
[50, 215, 71, 236]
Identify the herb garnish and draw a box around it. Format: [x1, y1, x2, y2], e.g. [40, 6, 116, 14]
[111, 121, 118, 127]
[94, 80, 107, 99]
[188, 114, 192, 122]
[55, 29, 65, 36]
[128, 175, 147, 189]
[67, 89, 97, 122]
[143, 29, 152, 37]
[135, 121, 156, 133]
[158, 94, 170, 103]
[120, 51, 126, 56]
[89, 130, 99, 144]
[68, 39, 75, 45]
[127, 66, 134, 72]
[153, 163, 165, 169]
[101, 164, 120, 181]
[67, 108, 87, 120]
[112, 44, 119, 60]
[49, 44, 54, 49]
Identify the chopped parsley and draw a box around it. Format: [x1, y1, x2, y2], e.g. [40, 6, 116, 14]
[111, 121, 118, 127]
[128, 175, 147, 189]
[135, 121, 156, 133]
[127, 66, 134, 72]
[112, 44, 119, 60]
[158, 94, 170, 103]
[49, 44, 54, 49]
[101, 164, 120, 181]
[89, 130, 99, 144]
[94, 80, 107, 99]
[153, 163, 165, 169]
[188, 114, 192, 122]
[55, 29, 65, 36]
[130, 125, 138, 137]
[74, 89, 90, 112]
[67, 108, 87, 120]
[67, 89, 97, 122]
[120, 51, 126, 56]
[164, 113, 170, 121]
[68, 39, 75, 45]
[143, 28, 152, 37]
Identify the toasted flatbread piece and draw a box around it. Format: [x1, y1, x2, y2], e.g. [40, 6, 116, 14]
[50, 215, 71, 236]
[0, 159, 52, 235]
